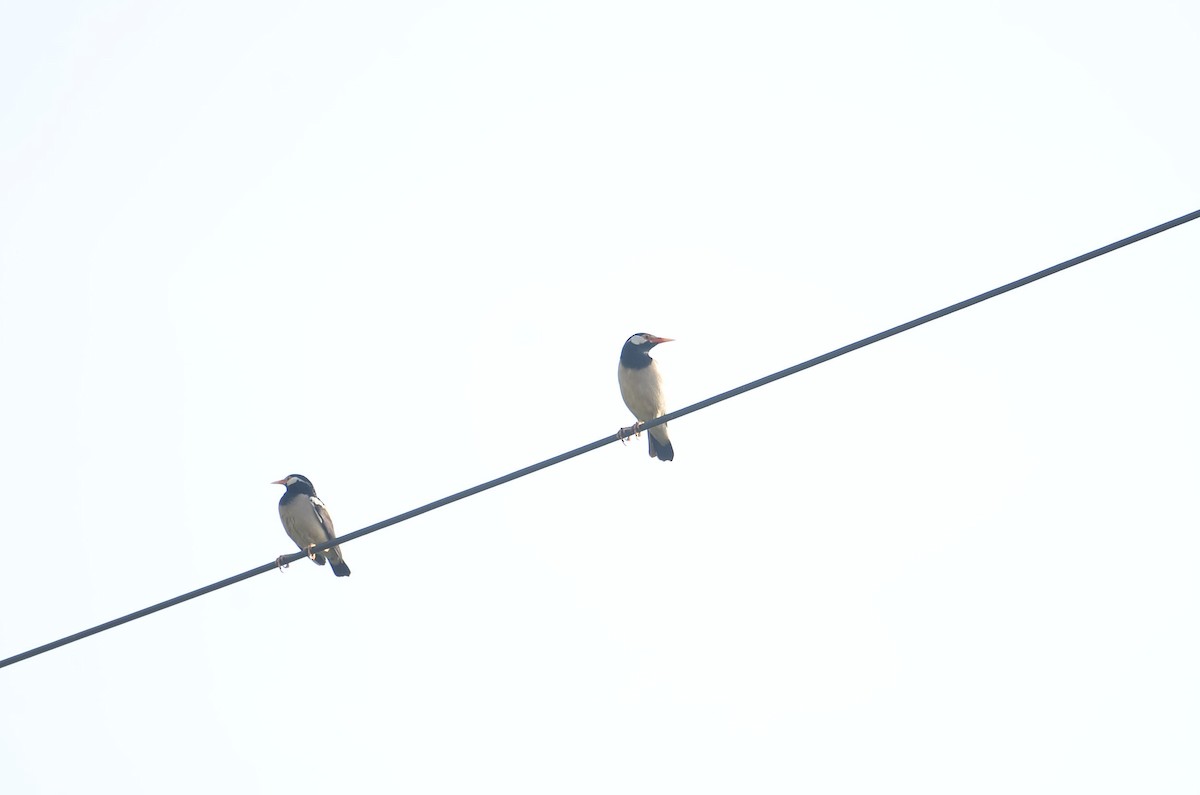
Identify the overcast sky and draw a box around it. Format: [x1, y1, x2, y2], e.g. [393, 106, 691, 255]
[2, 1, 1198, 793]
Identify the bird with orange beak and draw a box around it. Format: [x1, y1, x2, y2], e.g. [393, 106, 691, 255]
[618, 332, 675, 461]
[272, 474, 351, 576]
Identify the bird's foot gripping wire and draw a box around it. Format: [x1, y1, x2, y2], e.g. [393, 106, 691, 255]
[276, 555, 290, 572]
[616, 422, 643, 445]
[305, 544, 319, 562]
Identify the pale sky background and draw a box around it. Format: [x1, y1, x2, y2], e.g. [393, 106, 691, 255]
[1, 1, 1198, 793]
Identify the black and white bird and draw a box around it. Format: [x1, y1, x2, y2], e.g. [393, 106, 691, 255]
[272, 474, 351, 577]
[618, 332, 675, 461]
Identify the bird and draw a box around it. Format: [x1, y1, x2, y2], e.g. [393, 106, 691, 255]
[617, 332, 675, 461]
[272, 474, 351, 577]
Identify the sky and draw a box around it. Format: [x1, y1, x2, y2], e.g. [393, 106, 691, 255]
[1, 1, 1198, 792]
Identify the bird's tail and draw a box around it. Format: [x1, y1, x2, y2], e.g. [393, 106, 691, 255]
[648, 427, 674, 461]
[328, 547, 352, 577]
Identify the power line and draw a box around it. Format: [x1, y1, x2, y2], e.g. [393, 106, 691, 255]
[3, 208, 1197, 670]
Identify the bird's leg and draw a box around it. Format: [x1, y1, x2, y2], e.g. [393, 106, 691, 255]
[617, 423, 642, 444]
[305, 544, 319, 562]
[276, 555, 289, 572]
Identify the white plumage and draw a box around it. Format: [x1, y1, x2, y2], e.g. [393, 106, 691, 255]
[618, 358, 671, 450]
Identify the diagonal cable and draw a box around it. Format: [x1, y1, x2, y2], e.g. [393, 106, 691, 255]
[3, 207, 1197, 670]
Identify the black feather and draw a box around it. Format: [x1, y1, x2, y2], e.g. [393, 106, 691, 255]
[649, 433, 675, 461]
[619, 333, 660, 370]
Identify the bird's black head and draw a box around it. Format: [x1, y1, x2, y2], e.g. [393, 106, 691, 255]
[272, 473, 316, 496]
[620, 332, 674, 368]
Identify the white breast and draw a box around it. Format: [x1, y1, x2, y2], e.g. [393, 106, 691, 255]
[618, 361, 671, 444]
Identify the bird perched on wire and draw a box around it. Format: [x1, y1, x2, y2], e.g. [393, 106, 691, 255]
[272, 474, 351, 576]
[618, 332, 675, 461]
